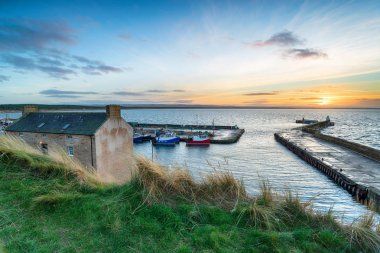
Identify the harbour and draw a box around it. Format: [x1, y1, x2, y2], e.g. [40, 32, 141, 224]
[130, 122, 245, 144]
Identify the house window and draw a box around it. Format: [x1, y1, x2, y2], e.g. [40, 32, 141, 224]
[42, 134, 47, 137]
[19, 132, 23, 137]
[67, 146, 74, 156]
[67, 135, 73, 139]
[40, 143, 48, 154]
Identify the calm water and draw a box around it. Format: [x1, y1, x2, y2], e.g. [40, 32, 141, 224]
[2, 109, 380, 222]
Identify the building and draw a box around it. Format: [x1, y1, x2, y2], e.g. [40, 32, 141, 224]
[5, 105, 134, 183]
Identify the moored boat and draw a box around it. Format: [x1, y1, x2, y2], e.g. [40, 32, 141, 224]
[152, 133, 180, 146]
[142, 134, 152, 141]
[186, 135, 211, 146]
[133, 133, 143, 143]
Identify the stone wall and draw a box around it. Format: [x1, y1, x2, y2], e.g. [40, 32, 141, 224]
[302, 124, 380, 162]
[7, 131, 94, 168]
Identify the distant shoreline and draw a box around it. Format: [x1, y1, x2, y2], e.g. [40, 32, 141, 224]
[0, 104, 379, 112]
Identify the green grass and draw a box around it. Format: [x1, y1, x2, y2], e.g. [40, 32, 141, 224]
[0, 138, 379, 252]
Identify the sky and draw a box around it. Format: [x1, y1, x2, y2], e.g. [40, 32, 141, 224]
[0, 0, 379, 108]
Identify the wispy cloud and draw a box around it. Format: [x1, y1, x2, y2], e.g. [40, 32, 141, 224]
[244, 91, 278, 96]
[298, 97, 320, 100]
[284, 48, 327, 59]
[252, 30, 327, 60]
[0, 18, 75, 52]
[3, 54, 76, 79]
[0, 75, 9, 82]
[252, 31, 303, 47]
[39, 89, 98, 98]
[146, 89, 166, 93]
[146, 89, 187, 93]
[0, 19, 125, 79]
[175, 99, 193, 104]
[111, 91, 143, 96]
[119, 33, 132, 41]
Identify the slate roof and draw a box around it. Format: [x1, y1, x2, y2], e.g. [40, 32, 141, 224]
[6, 112, 107, 135]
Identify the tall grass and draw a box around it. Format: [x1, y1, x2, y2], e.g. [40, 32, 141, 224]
[135, 155, 248, 209]
[0, 135, 101, 187]
[1, 135, 380, 252]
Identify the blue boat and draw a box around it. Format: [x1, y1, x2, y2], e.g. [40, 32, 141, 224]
[164, 132, 180, 143]
[133, 133, 143, 143]
[152, 133, 180, 146]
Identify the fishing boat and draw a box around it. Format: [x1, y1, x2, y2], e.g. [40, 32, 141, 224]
[152, 132, 180, 146]
[133, 133, 143, 143]
[165, 132, 180, 143]
[186, 135, 211, 146]
[141, 134, 152, 141]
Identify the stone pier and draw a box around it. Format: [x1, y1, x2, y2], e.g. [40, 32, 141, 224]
[275, 129, 380, 211]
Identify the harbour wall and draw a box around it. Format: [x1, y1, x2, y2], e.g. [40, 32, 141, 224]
[302, 127, 380, 163]
[274, 132, 380, 211]
[129, 122, 240, 130]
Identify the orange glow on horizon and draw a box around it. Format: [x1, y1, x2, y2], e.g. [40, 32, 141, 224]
[177, 85, 380, 108]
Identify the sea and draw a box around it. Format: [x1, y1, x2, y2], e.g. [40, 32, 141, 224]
[1, 108, 380, 223]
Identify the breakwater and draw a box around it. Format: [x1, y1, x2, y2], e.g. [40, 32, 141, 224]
[275, 121, 380, 211]
[302, 127, 380, 162]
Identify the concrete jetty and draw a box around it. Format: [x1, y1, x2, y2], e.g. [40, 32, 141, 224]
[275, 121, 380, 211]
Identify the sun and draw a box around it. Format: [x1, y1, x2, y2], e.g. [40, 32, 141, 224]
[318, 97, 330, 106]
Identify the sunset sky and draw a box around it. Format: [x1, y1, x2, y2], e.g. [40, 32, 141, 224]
[1, 0, 379, 108]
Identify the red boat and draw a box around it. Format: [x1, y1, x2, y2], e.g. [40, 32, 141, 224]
[186, 135, 211, 146]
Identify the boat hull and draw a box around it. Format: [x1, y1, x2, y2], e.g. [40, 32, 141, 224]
[133, 136, 143, 143]
[186, 139, 211, 146]
[152, 137, 178, 146]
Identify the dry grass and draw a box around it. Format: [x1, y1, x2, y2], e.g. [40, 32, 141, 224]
[345, 220, 380, 253]
[135, 155, 380, 251]
[0, 134, 40, 155]
[0, 135, 102, 187]
[135, 155, 248, 209]
[2, 135, 380, 251]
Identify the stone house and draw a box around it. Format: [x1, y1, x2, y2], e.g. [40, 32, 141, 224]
[5, 105, 134, 183]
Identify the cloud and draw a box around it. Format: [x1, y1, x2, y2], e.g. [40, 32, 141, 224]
[253, 31, 303, 47]
[244, 92, 278, 96]
[38, 57, 65, 66]
[0, 75, 9, 82]
[44, 94, 82, 98]
[252, 30, 327, 60]
[81, 64, 123, 75]
[175, 99, 193, 104]
[119, 33, 132, 41]
[243, 99, 268, 105]
[146, 89, 166, 93]
[298, 97, 320, 100]
[2, 54, 35, 69]
[285, 48, 327, 59]
[40, 89, 98, 97]
[0, 18, 75, 52]
[111, 91, 144, 96]
[145, 89, 187, 93]
[0, 19, 125, 79]
[3, 54, 76, 79]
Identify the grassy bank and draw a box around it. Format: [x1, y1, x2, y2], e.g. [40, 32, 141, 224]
[0, 136, 379, 252]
